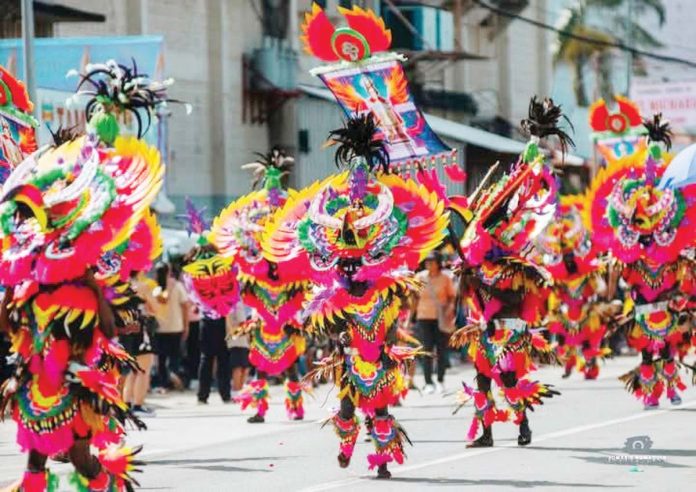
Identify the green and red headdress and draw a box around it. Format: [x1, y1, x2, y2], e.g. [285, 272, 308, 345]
[263, 115, 448, 287]
[588, 114, 696, 264]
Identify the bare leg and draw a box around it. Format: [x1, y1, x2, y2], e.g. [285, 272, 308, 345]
[134, 353, 154, 406]
[69, 439, 101, 479]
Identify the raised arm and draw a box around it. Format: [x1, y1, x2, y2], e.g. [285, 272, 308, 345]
[0, 286, 15, 334]
[84, 270, 116, 338]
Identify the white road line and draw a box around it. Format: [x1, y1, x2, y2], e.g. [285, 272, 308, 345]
[299, 398, 696, 492]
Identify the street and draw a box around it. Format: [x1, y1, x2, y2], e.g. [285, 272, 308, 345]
[1, 355, 694, 491]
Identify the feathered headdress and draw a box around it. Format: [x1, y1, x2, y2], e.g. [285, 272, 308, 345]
[241, 147, 294, 191]
[326, 114, 389, 172]
[70, 59, 189, 144]
[643, 113, 672, 153]
[325, 114, 390, 203]
[521, 96, 575, 162]
[47, 124, 81, 147]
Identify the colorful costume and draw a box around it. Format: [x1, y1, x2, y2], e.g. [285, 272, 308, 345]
[0, 61, 171, 491]
[263, 114, 447, 478]
[180, 199, 240, 320]
[450, 98, 566, 448]
[0, 66, 37, 180]
[210, 149, 310, 422]
[587, 115, 696, 408]
[535, 195, 610, 379]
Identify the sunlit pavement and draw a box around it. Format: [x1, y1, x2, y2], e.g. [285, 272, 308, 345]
[1, 355, 694, 491]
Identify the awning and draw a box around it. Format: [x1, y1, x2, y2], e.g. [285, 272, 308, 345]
[2, 1, 106, 23]
[299, 84, 526, 154]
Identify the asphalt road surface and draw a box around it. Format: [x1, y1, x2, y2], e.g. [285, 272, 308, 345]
[1, 355, 694, 491]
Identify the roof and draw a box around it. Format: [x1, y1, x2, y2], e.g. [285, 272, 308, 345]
[2, 1, 106, 23]
[298, 83, 526, 154]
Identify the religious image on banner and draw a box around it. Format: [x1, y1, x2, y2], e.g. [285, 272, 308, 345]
[319, 61, 449, 162]
[302, 4, 454, 168]
[588, 95, 645, 165]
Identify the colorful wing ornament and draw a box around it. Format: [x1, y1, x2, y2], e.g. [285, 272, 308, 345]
[456, 98, 570, 268]
[0, 66, 38, 186]
[587, 115, 696, 265]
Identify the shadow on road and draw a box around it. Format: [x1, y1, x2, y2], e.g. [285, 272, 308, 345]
[148, 456, 296, 466]
[385, 477, 627, 487]
[525, 445, 696, 458]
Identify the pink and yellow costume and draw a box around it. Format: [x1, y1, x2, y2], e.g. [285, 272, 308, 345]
[535, 195, 609, 379]
[450, 98, 566, 448]
[588, 116, 696, 408]
[263, 114, 447, 478]
[0, 60, 172, 491]
[211, 149, 310, 422]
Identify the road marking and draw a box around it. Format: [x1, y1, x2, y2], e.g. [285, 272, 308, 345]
[299, 398, 696, 492]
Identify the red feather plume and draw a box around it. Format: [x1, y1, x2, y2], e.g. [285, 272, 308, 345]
[301, 3, 339, 62]
[339, 5, 392, 53]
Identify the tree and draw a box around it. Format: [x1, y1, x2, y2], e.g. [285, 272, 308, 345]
[553, 0, 666, 107]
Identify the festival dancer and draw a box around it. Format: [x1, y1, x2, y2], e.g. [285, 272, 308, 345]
[449, 97, 568, 448]
[210, 148, 310, 422]
[0, 60, 171, 491]
[180, 199, 240, 404]
[0, 132, 163, 491]
[263, 114, 448, 478]
[535, 195, 610, 379]
[588, 114, 696, 408]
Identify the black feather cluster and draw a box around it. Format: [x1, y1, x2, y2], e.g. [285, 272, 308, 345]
[643, 113, 672, 150]
[521, 96, 575, 157]
[327, 114, 390, 173]
[76, 58, 185, 138]
[244, 147, 294, 190]
[47, 124, 81, 147]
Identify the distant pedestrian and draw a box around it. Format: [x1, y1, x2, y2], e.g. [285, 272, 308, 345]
[414, 252, 456, 394]
[153, 262, 190, 392]
[197, 314, 232, 404]
[122, 271, 159, 417]
[227, 303, 251, 395]
[185, 303, 202, 389]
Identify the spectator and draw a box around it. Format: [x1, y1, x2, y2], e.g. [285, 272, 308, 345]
[414, 251, 456, 394]
[153, 262, 190, 392]
[227, 303, 251, 395]
[185, 304, 202, 390]
[122, 271, 159, 417]
[197, 313, 231, 404]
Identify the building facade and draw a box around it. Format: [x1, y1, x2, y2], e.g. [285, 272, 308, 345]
[15, 0, 558, 215]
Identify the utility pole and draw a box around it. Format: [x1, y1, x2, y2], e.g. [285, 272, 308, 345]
[626, 0, 634, 96]
[21, 0, 37, 120]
